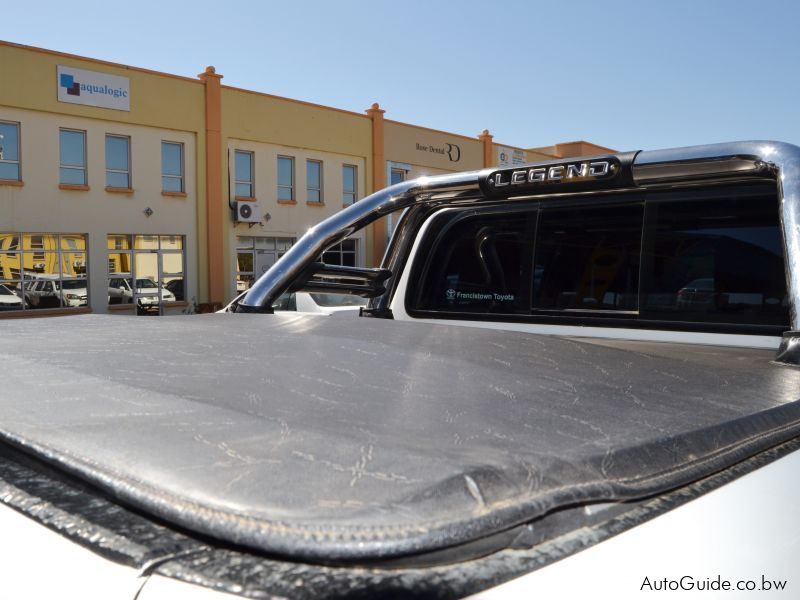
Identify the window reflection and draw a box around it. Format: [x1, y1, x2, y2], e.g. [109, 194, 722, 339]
[0, 281, 25, 311]
[236, 236, 294, 292]
[641, 195, 788, 326]
[534, 204, 642, 312]
[0, 233, 89, 312]
[107, 234, 185, 315]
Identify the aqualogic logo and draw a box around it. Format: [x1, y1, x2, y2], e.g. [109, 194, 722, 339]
[57, 66, 130, 111]
[59, 73, 127, 99]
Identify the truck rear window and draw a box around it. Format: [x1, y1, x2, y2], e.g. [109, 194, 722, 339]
[410, 184, 790, 333]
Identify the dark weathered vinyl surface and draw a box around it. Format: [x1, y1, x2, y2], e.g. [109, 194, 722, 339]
[1, 314, 799, 561]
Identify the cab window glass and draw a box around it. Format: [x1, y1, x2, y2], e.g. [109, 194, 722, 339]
[533, 204, 642, 312]
[415, 213, 534, 314]
[641, 194, 789, 326]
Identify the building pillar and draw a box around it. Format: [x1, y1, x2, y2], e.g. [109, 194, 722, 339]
[479, 129, 494, 168]
[198, 66, 224, 307]
[366, 103, 386, 264]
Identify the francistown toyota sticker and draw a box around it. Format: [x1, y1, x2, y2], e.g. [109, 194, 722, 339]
[484, 157, 621, 194]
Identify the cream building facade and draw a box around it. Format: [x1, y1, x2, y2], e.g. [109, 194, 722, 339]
[0, 40, 612, 318]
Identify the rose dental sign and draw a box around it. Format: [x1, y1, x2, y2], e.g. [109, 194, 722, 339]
[57, 66, 130, 111]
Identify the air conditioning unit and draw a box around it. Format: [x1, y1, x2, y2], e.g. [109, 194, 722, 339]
[234, 201, 262, 223]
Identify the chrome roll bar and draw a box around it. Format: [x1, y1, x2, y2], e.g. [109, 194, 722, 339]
[236, 141, 800, 354]
[236, 170, 488, 311]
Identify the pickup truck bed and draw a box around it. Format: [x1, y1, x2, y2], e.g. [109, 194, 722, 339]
[2, 313, 799, 566]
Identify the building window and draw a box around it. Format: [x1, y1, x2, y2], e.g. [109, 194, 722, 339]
[107, 234, 185, 315]
[236, 236, 294, 292]
[0, 121, 21, 181]
[234, 150, 254, 198]
[306, 159, 323, 203]
[105, 134, 131, 189]
[59, 129, 87, 185]
[0, 233, 88, 312]
[277, 156, 294, 201]
[390, 168, 406, 186]
[342, 165, 357, 206]
[322, 239, 358, 267]
[161, 141, 184, 193]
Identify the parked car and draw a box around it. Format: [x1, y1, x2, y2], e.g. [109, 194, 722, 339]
[22, 277, 87, 308]
[108, 277, 176, 310]
[60, 279, 89, 307]
[0, 283, 25, 310]
[164, 278, 184, 302]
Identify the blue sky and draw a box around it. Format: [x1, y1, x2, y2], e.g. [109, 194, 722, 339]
[5, 0, 800, 152]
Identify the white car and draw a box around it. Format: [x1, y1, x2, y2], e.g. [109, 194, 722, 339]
[108, 277, 176, 309]
[0, 283, 25, 311]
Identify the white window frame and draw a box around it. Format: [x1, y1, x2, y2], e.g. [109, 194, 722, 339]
[234, 150, 255, 199]
[306, 159, 323, 203]
[342, 164, 357, 206]
[0, 121, 21, 182]
[105, 134, 131, 189]
[59, 128, 87, 186]
[277, 155, 295, 201]
[161, 141, 185, 193]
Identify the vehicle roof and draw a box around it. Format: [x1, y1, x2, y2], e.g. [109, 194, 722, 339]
[1, 313, 799, 562]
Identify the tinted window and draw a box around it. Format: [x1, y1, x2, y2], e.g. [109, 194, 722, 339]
[410, 185, 788, 334]
[640, 194, 788, 326]
[533, 204, 642, 312]
[415, 212, 534, 314]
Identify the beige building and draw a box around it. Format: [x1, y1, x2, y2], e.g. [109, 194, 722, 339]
[0, 40, 613, 318]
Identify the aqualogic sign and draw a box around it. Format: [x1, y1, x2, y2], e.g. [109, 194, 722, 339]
[57, 65, 130, 111]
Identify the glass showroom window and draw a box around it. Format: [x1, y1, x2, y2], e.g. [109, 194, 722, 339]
[162, 141, 184, 193]
[277, 156, 294, 201]
[107, 234, 185, 315]
[234, 150, 254, 198]
[342, 165, 357, 205]
[236, 236, 295, 292]
[0, 121, 21, 181]
[105, 134, 131, 189]
[0, 232, 88, 312]
[307, 159, 323, 203]
[59, 129, 87, 185]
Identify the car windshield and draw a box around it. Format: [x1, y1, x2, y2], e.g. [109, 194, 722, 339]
[0, 284, 16, 295]
[309, 293, 368, 307]
[136, 279, 158, 288]
[60, 280, 87, 290]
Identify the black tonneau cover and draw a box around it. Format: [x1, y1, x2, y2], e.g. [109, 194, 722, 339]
[1, 314, 799, 562]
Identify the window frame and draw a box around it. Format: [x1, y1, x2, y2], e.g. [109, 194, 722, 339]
[342, 164, 357, 206]
[106, 234, 186, 313]
[0, 120, 22, 182]
[105, 134, 131, 190]
[277, 156, 295, 202]
[0, 232, 89, 312]
[306, 159, 323, 204]
[235, 236, 295, 293]
[322, 239, 359, 267]
[59, 128, 87, 186]
[234, 150, 255, 199]
[405, 183, 789, 336]
[161, 141, 185, 194]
